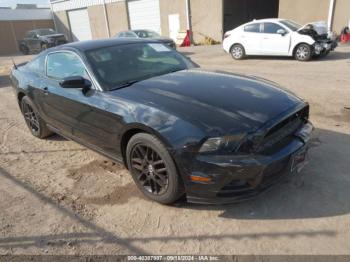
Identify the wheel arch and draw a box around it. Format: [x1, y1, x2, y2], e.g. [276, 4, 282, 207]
[292, 42, 313, 56]
[17, 92, 26, 110]
[119, 123, 174, 168]
[229, 43, 245, 53]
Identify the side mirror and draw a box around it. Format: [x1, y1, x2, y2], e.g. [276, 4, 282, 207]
[59, 76, 91, 90]
[277, 29, 287, 36]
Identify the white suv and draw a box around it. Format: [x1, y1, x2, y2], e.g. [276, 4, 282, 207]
[223, 19, 337, 61]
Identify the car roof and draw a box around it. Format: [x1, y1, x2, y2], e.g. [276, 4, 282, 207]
[32, 28, 53, 32]
[246, 18, 285, 24]
[50, 38, 163, 52]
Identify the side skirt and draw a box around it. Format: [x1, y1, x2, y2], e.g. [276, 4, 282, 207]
[47, 124, 125, 166]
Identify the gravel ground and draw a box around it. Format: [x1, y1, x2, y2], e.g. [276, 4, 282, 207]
[0, 45, 350, 255]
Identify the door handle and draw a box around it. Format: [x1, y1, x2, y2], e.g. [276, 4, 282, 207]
[43, 87, 49, 95]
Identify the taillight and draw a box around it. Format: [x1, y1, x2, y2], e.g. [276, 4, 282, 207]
[224, 32, 231, 39]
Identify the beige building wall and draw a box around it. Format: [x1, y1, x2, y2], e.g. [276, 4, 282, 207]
[159, 0, 187, 37]
[279, 0, 329, 24]
[88, 5, 109, 39]
[190, 0, 223, 43]
[53, 11, 71, 41]
[106, 1, 129, 36]
[0, 21, 18, 55]
[332, 0, 350, 33]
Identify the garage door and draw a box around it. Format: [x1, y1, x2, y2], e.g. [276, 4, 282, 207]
[68, 9, 92, 41]
[128, 0, 161, 34]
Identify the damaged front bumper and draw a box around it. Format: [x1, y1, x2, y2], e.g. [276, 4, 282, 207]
[184, 122, 314, 204]
[313, 40, 338, 55]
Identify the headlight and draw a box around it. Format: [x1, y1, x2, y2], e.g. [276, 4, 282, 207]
[314, 43, 323, 52]
[199, 134, 245, 153]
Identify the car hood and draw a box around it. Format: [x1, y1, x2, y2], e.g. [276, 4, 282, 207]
[151, 37, 174, 43]
[298, 21, 327, 35]
[40, 34, 65, 39]
[116, 69, 303, 136]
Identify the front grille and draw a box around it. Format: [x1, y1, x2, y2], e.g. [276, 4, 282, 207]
[257, 117, 302, 154]
[238, 105, 309, 155]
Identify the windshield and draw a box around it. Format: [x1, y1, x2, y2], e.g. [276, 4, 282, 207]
[134, 30, 161, 38]
[36, 29, 56, 36]
[279, 20, 302, 31]
[85, 43, 197, 90]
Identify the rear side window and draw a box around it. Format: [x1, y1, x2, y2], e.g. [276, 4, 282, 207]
[46, 52, 88, 80]
[244, 23, 261, 33]
[124, 32, 137, 37]
[27, 55, 45, 75]
[263, 23, 284, 34]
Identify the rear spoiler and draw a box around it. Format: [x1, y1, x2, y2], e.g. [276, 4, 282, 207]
[11, 58, 17, 70]
[11, 60, 28, 70]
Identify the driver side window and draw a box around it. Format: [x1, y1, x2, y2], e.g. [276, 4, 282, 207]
[46, 52, 88, 80]
[263, 23, 285, 34]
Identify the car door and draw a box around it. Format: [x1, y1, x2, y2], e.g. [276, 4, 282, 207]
[260, 22, 291, 55]
[43, 51, 123, 157]
[241, 23, 263, 55]
[24, 55, 49, 119]
[43, 51, 94, 137]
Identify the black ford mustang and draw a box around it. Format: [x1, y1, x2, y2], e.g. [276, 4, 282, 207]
[10, 38, 313, 204]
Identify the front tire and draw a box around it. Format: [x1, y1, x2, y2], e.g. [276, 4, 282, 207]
[230, 44, 246, 60]
[41, 43, 48, 52]
[294, 44, 312, 61]
[19, 45, 29, 55]
[126, 133, 184, 204]
[21, 96, 53, 139]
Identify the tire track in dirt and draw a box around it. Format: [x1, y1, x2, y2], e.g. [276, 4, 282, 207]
[0, 120, 19, 151]
[67, 159, 142, 206]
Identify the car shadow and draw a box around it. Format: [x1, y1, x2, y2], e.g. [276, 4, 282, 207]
[176, 128, 350, 220]
[0, 75, 10, 89]
[179, 51, 195, 56]
[0, 165, 336, 252]
[242, 50, 350, 62]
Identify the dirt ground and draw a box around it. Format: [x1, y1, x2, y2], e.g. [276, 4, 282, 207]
[0, 45, 350, 255]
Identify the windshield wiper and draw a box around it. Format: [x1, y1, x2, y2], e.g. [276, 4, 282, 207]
[110, 80, 140, 91]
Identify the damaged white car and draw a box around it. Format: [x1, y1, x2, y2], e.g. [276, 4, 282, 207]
[223, 19, 337, 61]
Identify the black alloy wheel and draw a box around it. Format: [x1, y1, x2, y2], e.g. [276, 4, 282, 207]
[126, 133, 184, 204]
[131, 144, 169, 195]
[22, 101, 40, 136]
[21, 97, 52, 139]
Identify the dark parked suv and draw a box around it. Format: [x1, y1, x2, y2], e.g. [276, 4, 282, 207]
[19, 28, 67, 55]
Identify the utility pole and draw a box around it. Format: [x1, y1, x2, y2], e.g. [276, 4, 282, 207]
[327, 0, 336, 32]
[185, 0, 193, 44]
[103, 0, 111, 38]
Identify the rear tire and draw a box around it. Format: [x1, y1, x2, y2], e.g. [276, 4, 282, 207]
[230, 44, 246, 60]
[21, 96, 53, 139]
[294, 44, 312, 61]
[126, 133, 184, 204]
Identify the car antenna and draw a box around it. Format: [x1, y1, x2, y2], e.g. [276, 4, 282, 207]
[11, 58, 18, 70]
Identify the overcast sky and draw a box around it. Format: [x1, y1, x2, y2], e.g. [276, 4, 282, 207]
[0, 0, 49, 8]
